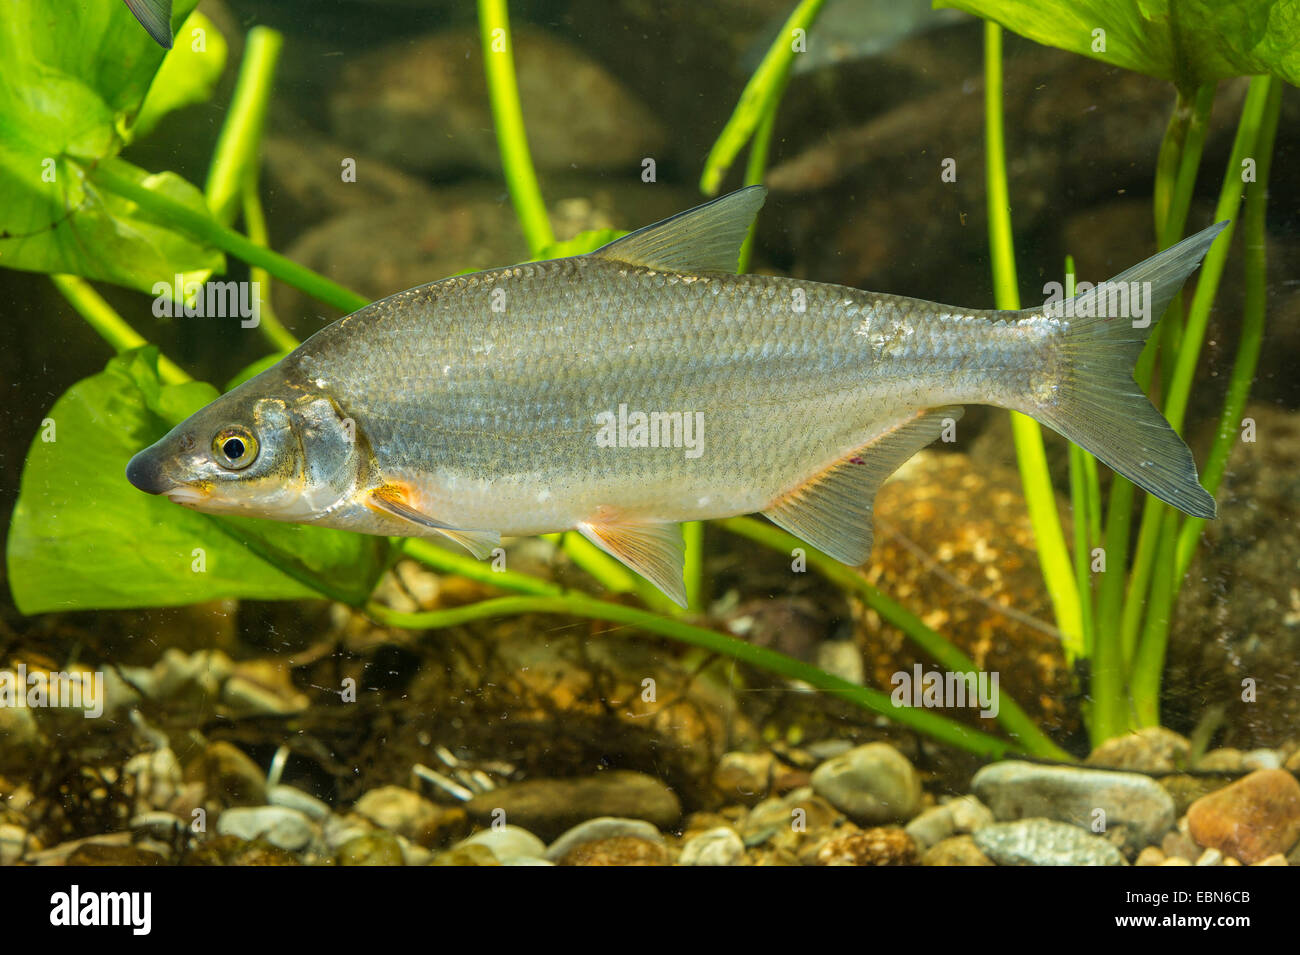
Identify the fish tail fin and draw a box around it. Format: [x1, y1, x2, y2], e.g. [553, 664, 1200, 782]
[1027, 221, 1229, 519]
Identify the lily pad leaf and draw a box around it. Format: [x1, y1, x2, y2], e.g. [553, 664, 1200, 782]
[935, 0, 1300, 91]
[132, 11, 229, 140]
[0, 0, 224, 292]
[7, 348, 390, 614]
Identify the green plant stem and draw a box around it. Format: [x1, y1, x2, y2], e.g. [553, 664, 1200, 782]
[367, 592, 1022, 759]
[983, 22, 1083, 662]
[683, 520, 705, 613]
[1163, 77, 1272, 436]
[89, 159, 369, 315]
[402, 538, 561, 596]
[1176, 77, 1282, 579]
[1130, 510, 1178, 726]
[241, 178, 299, 353]
[699, 0, 827, 195]
[1127, 76, 1278, 723]
[1068, 442, 1096, 659]
[735, 70, 786, 274]
[478, 0, 553, 256]
[1090, 83, 1215, 745]
[51, 274, 189, 385]
[205, 27, 283, 226]
[718, 516, 1072, 760]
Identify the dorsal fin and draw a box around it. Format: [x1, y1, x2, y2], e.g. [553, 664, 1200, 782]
[589, 186, 767, 274]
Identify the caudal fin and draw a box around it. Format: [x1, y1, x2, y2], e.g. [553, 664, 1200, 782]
[1029, 222, 1228, 519]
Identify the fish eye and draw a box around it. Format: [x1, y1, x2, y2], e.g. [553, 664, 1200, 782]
[212, 426, 259, 470]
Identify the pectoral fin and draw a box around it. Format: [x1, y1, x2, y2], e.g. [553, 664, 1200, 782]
[763, 406, 964, 565]
[577, 520, 687, 608]
[367, 485, 500, 560]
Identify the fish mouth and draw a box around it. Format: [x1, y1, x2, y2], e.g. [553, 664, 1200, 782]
[164, 486, 210, 508]
[126, 450, 210, 507]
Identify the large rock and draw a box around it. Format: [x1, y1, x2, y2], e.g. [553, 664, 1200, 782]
[973, 761, 1175, 853]
[810, 742, 921, 824]
[329, 27, 667, 176]
[464, 771, 680, 842]
[1186, 770, 1300, 864]
[974, 818, 1127, 866]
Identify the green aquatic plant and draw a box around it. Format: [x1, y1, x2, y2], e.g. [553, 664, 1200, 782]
[945, 0, 1291, 744]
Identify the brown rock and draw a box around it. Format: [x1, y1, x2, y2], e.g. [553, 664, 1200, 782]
[1186, 769, 1300, 864]
[559, 836, 670, 866]
[66, 843, 165, 866]
[464, 771, 680, 842]
[923, 834, 994, 866]
[815, 827, 918, 866]
[1086, 728, 1191, 772]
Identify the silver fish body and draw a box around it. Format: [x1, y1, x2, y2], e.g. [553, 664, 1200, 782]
[127, 187, 1224, 605]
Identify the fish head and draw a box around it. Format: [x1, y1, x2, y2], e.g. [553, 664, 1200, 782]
[126, 371, 362, 521]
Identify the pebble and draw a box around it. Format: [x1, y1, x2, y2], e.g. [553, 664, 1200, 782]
[1251, 854, 1289, 866]
[946, 794, 994, 833]
[972, 760, 1174, 852]
[741, 787, 842, 846]
[1242, 749, 1282, 771]
[1196, 748, 1243, 772]
[678, 827, 746, 866]
[1195, 847, 1223, 866]
[1286, 748, 1300, 774]
[432, 844, 500, 866]
[458, 825, 547, 863]
[810, 743, 921, 824]
[187, 834, 301, 866]
[815, 827, 918, 866]
[545, 817, 664, 862]
[1186, 769, 1300, 864]
[129, 811, 187, 840]
[1135, 846, 1165, 866]
[713, 752, 775, 804]
[216, 806, 314, 852]
[323, 812, 373, 852]
[337, 831, 404, 866]
[923, 834, 994, 866]
[1160, 856, 1192, 866]
[558, 836, 670, 866]
[974, 819, 1127, 866]
[1086, 728, 1190, 772]
[268, 784, 331, 821]
[1161, 829, 1199, 861]
[465, 771, 680, 842]
[193, 741, 267, 807]
[904, 805, 955, 849]
[353, 785, 442, 844]
[0, 823, 28, 865]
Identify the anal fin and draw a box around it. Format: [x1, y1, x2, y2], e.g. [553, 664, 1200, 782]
[367, 485, 500, 559]
[577, 520, 687, 608]
[763, 406, 964, 565]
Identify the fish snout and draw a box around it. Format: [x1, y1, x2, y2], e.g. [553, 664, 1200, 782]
[125, 449, 169, 495]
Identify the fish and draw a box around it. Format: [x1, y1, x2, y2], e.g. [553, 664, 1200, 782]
[741, 0, 968, 76]
[126, 187, 1224, 607]
[123, 0, 173, 50]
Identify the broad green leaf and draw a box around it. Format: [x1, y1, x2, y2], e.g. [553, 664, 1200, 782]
[7, 349, 391, 614]
[936, 0, 1300, 91]
[533, 228, 628, 260]
[132, 11, 229, 140]
[0, 0, 224, 292]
